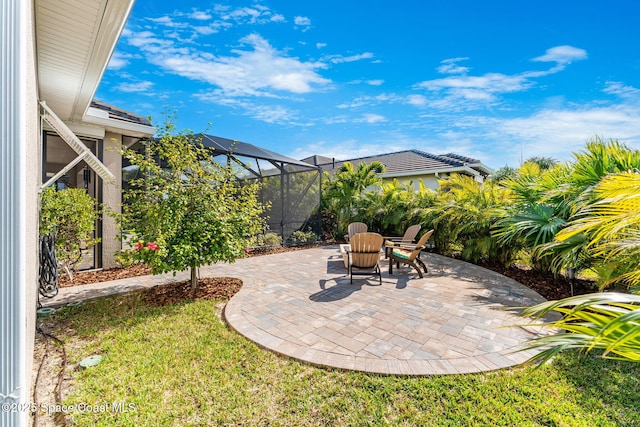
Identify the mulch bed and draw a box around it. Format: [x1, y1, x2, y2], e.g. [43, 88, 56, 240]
[141, 277, 242, 307]
[474, 261, 595, 300]
[57, 243, 596, 304]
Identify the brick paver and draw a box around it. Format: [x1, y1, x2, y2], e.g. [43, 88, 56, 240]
[45, 245, 551, 375]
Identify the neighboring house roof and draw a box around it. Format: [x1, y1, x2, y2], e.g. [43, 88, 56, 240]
[313, 149, 493, 178]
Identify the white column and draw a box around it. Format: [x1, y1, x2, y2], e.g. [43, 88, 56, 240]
[1, 0, 38, 426]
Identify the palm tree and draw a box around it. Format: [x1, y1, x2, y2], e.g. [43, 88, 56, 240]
[322, 161, 385, 237]
[520, 293, 640, 364]
[427, 174, 515, 264]
[358, 179, 431, 236]
[554, 172, 640, 290]
[540, 139, 640, 282]
[494, 162, 569, 271]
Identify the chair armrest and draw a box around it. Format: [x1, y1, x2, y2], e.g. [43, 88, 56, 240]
[394, 243, 426, 251]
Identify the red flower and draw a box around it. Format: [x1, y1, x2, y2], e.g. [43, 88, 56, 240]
[146, 241, 159, 251]
[135, 241, 144, 250]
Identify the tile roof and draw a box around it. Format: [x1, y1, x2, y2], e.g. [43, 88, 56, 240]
[314, 149, 492, 176]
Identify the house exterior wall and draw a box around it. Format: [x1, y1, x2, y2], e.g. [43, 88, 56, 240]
[381, 173, 445, 190]
[102, 132, 123, 268]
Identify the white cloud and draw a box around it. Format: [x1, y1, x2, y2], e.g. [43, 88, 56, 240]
[195, 93, 304, 125]
[415, 46, 588, 110]
[126, 31, 330, 97]
[220, 6, 284, 24]
[406, 94, 427, 106]
[437, 57, 470, 75]
[294, 16, 312, 28]
[361, 113, 386, 123]
[107, 52, 129, 70]
[532, 45, 587, 65]
[316, 42, 327, 49]
[115, 81, 154, 93]
[604, 81, 640, 99]
[366, 79, 384, 86]
[190, 10, 212, 20]
[327, 52, 374, 64]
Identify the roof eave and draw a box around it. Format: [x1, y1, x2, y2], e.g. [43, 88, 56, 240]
[36, 0, 135, 121]
[381, 165, 482, 179]
[83, 109, 156, 138]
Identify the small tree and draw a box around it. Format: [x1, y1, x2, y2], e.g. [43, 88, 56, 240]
[39, 186, 100, 279]
[120, 122, 266, 289]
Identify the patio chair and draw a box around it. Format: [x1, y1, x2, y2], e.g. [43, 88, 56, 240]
[387, 229, 434, 278]
[383, 224, 421, 258]
[343, 222, 367, 242]
[346, 232, 384, 285]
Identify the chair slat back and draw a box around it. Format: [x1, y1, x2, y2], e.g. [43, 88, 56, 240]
[401, 224, 421, 242]
[350, 232, 383, 268]
[405, 230, 434, 261]
[347, 222, 368, 240]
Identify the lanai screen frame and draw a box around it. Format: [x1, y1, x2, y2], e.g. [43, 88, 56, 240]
[199, 134, 322, 244]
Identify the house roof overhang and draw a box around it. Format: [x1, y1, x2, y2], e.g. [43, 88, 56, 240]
[35, 0, 133, 121]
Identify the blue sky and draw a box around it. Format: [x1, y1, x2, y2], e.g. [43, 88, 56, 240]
[96, 0, 640, 169]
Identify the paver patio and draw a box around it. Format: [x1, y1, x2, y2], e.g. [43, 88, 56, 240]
[45, 245, 552, 375]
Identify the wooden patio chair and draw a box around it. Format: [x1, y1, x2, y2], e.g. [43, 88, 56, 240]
[387, 230, 434, 278]
[383, 224, 421, 258]
[346, 232, 384, 285]
[343, 221, 367, 242]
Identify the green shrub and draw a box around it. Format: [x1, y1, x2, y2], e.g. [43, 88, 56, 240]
[39, 186, 100, 278]
[290, 230, 316, 244]
[264, 232, 283, 246]
[251, 232, 283, 247]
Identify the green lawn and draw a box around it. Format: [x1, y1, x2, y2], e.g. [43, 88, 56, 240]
[47, 292, 640, 426]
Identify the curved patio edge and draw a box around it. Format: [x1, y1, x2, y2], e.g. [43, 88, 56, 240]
[222, 245, 551, 376]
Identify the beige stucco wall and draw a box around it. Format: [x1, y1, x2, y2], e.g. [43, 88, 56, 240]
[102, 133, 123, 268]
[381, 173, 444, 190]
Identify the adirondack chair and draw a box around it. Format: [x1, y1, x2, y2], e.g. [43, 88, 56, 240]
[387, 230, 434, 278]
[346, 232, 384, 285]
[343, 222, 367, 242]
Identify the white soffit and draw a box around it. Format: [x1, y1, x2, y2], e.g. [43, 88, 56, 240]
[35, 0, 134, 121]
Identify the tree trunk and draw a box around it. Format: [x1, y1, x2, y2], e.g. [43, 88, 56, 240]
[190, 266, 198, 290]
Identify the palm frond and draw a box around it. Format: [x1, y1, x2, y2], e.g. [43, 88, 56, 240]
[520, 293, 640, 363]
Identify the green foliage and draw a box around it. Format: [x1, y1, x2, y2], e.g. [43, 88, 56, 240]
[264, 232, 284, 246]
[427, 174, 516, 264]
[322, 161, 385, 236]
[39, 187, 100, 276]
[520, 292, 640, 363]
[113, 249, 139, 268]
[356, 179, 436, 236]
[490, 165, 517, 182]
[525, 156, 558, 170]
[290, 230, 317, 244]
[554, 172, 640, 289]
[120, 120, 266, 288]
[496, 162, 573, 272]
